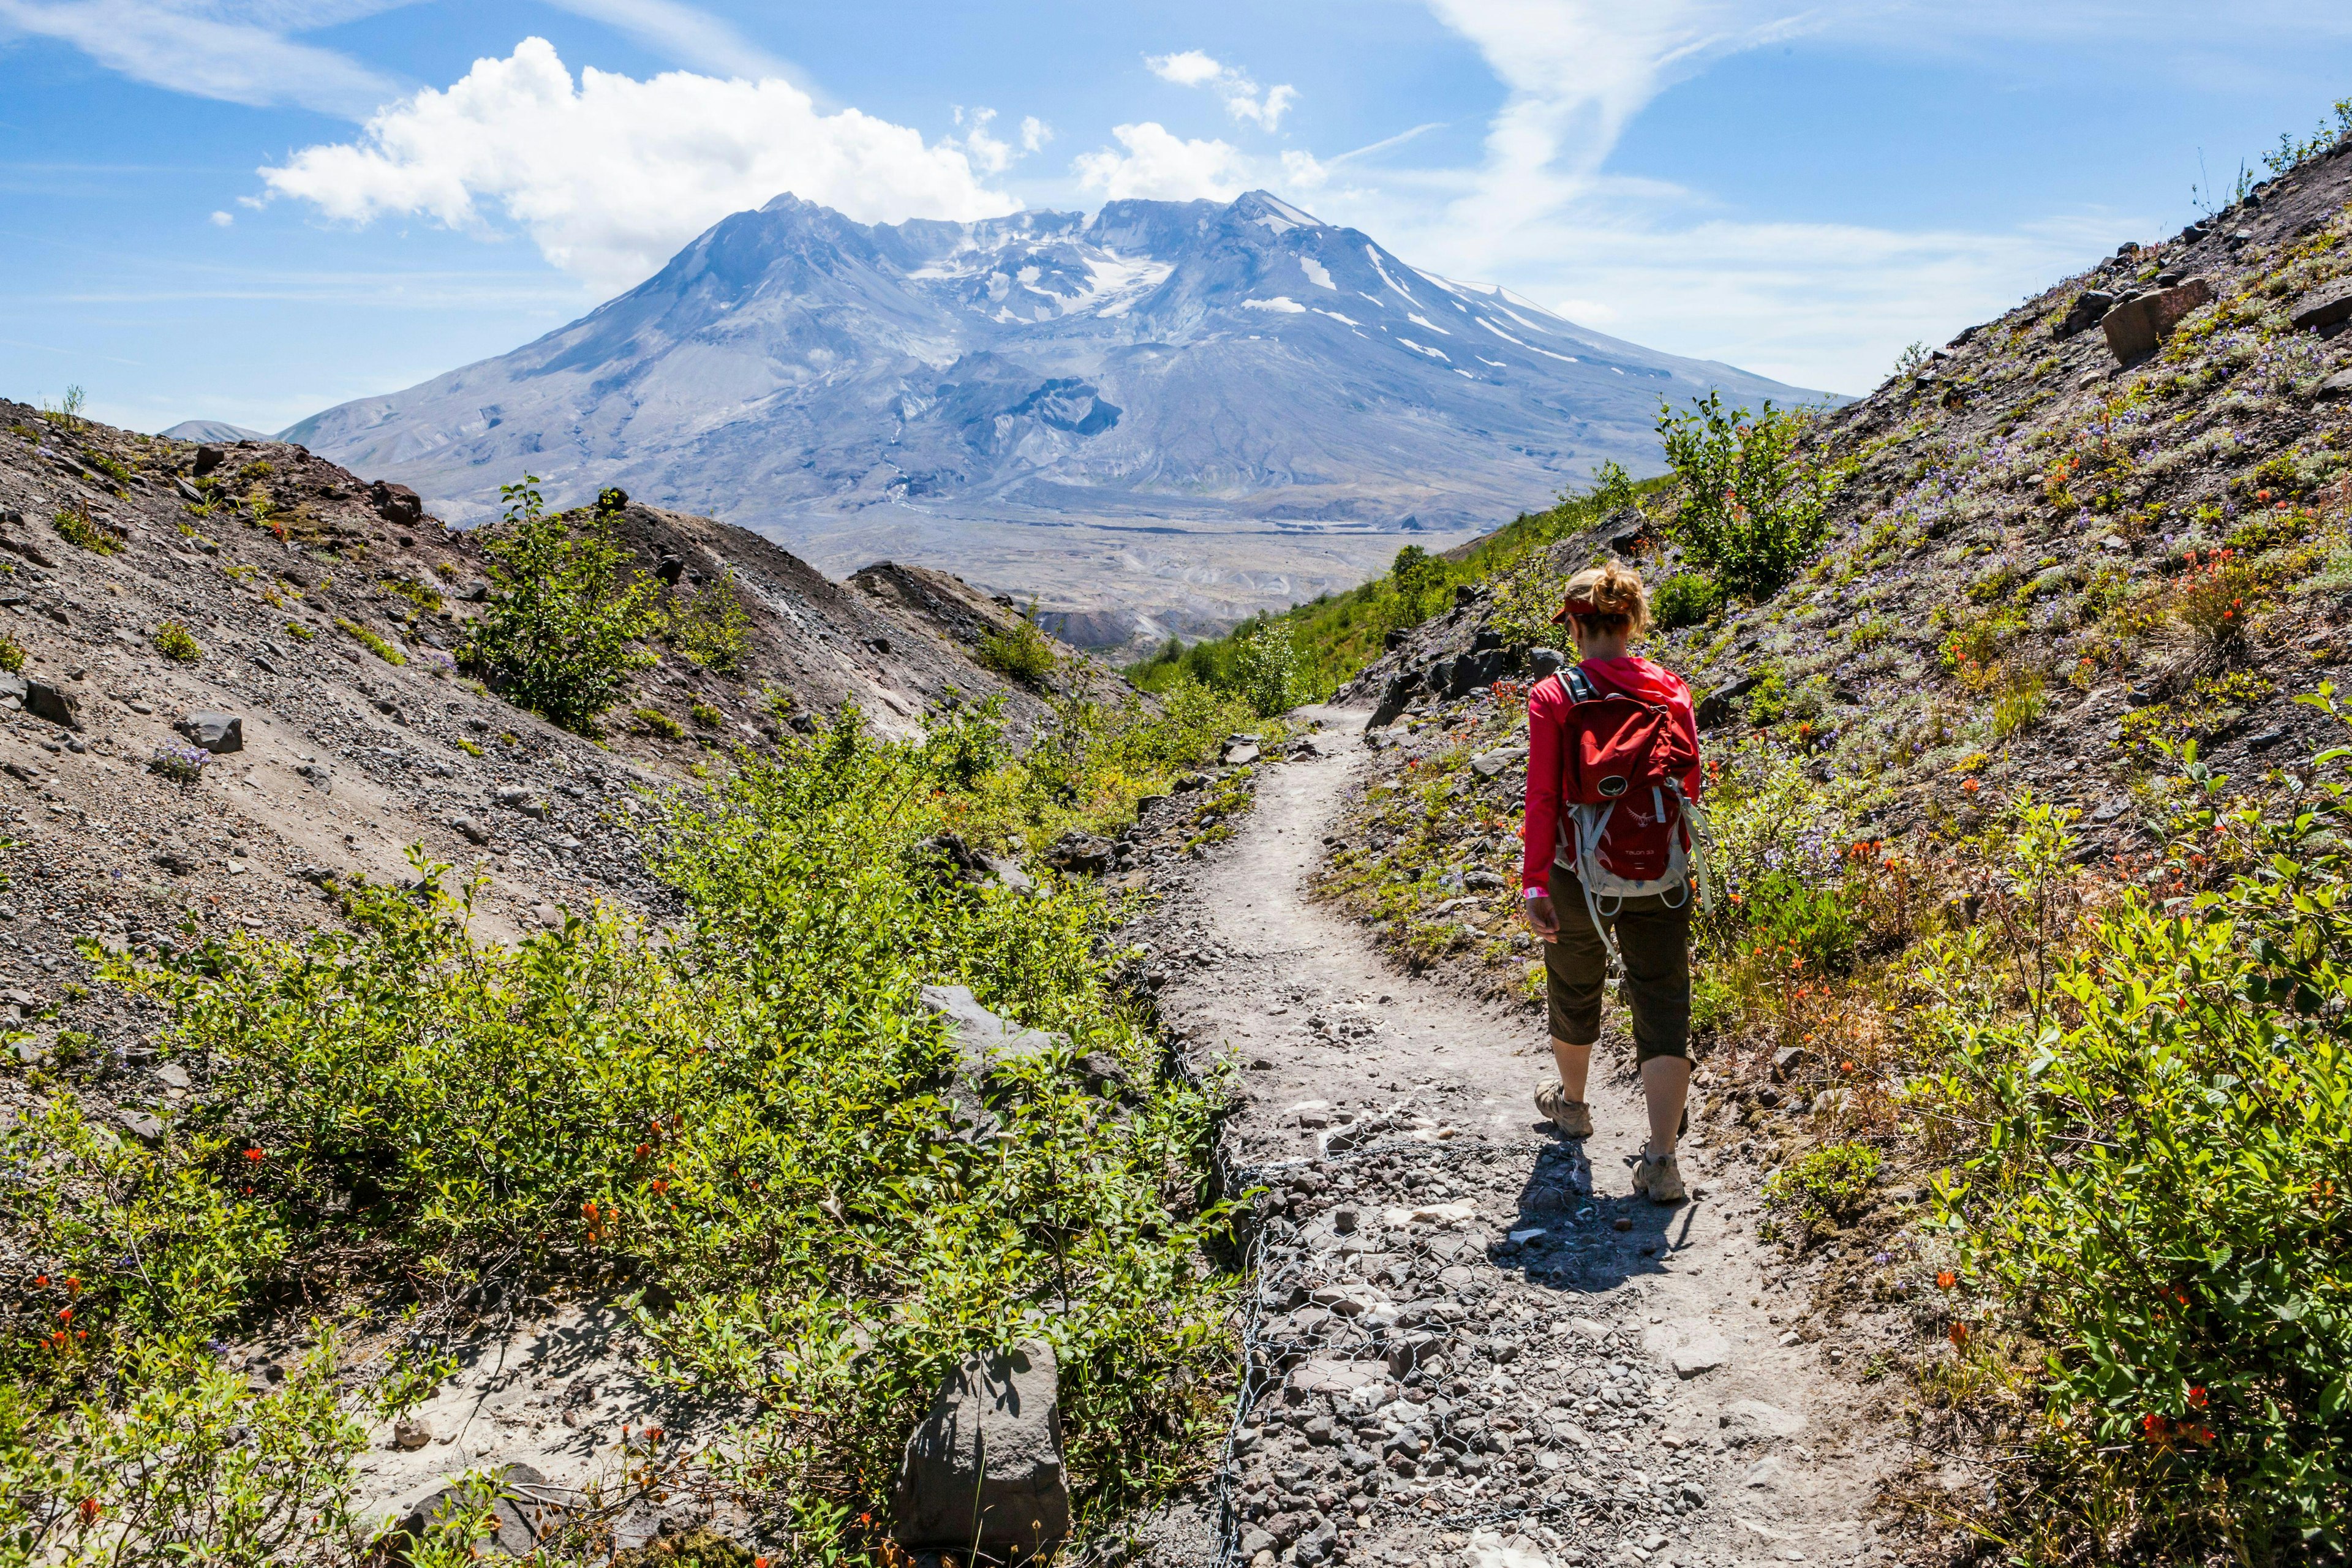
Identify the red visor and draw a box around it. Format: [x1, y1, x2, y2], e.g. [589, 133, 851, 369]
[1550, 597, 1600, 624]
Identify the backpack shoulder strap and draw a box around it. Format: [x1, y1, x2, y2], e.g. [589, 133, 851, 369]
[1562, 666, 1598, 704]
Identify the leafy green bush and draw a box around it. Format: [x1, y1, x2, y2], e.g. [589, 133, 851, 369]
[665, 575, 751, 676]
[1588, 458, 1638, 517]
[1231, 620, 1303, 718]
[1915, 725, 2352, 1558]
[334, 617, 405, 666]
[1744, 869, 1860, 974]
[17, 696, 1248, 1561]
[380, 575, 443, 615]
[1387, 543, 1449, 629]
[631, 706, 685, 740]
[919, 691, 1009, 790]
[0, 631, 25, 674]
[977, 607, 1057, 687]
[53, 507, 118, 556]
[1658, 391, 1838, 599]
[1651, 571, 1724, 630]
[462, 477, 660, 731]
[1988, 666, 2048, 741]
[153, 621, 201, 663]
[1762, 1141, 1880, 1245]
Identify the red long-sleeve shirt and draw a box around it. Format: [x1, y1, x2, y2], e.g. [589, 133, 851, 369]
[1521, 655, 1703, 893]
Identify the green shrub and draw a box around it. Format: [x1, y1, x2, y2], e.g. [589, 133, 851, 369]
[1848, 614, 1896, 649]
[462, 478, 660, 731]
[1387, 543, 1450, 629]
[1652, 571, 1724, 630]
[1485, 548, 1574, 652]
[918, 691, 1009, 790]
[0, 632, 22, 674]
[665, 575, 751, 676]
[282, 620, 314, 642]
[1917, 723, 2352, 1556]
[1762, 1141, 1880, 1245]
[380, 575, 443, 614]
[1657, 391, 1839, 599]
[53, 507, 118, 556]
[30, 693, 1250, 1562]
[153, 621, 201, 663]
[1231, 620, 1303, 718]
[334, 617, 405, 666]
[1988, 667, 2048, 741]
[689, 701, 724, 729]
[1588, 458, 1638, 516]
[631, 706, 685, 740]
[977, 608, 1057, 687]
[1744, 869, 1860, 974]
[1742, 666, 1826, 728]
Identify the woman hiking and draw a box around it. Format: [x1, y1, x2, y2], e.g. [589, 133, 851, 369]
[1520, 561, 1703, 1205]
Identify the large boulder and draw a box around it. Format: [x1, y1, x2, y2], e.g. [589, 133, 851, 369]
[2053, 289, 2113, 339]
[173, 709, 243, 754]
[24, 679, 77, 731]
[1044, 831, 1114, 875]
[2291, 281, 2352, 333]
[2102, 278, 2212, 363]
[892, 1342, 1069, 1556]
[919, 984, 1063, 1133]
[391, 1464, 557, 1560]
[1694, 675, 1761, 730]
[368, 480, 424, 527]
[1366, 669, 1421, 730]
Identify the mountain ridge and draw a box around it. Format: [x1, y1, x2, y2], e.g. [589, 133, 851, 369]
[284, 189, 1834, 649]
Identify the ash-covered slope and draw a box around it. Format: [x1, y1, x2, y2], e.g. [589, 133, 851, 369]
[1349, 132, 2352, 865]
[0, 402, 1114, 982]
[284, 190, 1830, 647]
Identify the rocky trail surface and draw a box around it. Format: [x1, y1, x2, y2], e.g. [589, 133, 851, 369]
[1137, 709, 1913, 1568]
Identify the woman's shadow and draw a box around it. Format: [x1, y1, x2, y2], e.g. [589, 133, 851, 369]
[1490, 1123, 1698, 1297]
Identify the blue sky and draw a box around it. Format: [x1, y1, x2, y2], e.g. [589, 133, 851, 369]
[2, 1, 2348, 434]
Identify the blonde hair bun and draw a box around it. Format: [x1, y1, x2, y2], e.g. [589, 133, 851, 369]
[1559, 560, 1650, 638]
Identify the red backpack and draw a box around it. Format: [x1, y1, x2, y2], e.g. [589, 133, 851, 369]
[1550, 667, 1714, 957]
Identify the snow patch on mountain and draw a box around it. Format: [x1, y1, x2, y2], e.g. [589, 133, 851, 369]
[284, 188, 1833, 639]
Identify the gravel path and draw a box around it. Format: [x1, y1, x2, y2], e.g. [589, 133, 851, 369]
[1138, 708, 1910, 1568]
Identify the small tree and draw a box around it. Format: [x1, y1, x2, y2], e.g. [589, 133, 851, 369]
[462, 477, 659, 731]
[1232, 620, 1302, 718]
[1389, 543, 1449, 628]
[1588, 458, 1638, 516]
[977, 602, 1057, 687]
[1657, 392, 1838, 600]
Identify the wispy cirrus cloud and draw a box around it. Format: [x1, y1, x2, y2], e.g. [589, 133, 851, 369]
[0, 0, 403, 115]
[0, 0, 816, 116]
[1288, 0, 2168, 393]
[539, 0, 794, 81]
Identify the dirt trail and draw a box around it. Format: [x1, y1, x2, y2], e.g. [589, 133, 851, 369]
[1140, 707, 1909, 1568]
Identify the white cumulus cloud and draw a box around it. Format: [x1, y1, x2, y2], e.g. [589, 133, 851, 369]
[256, 38, 1020, 296]
[1072, 121, 1250, 202]
[1145, 48, 1224, 88]
[1144, 47, 1297, 130]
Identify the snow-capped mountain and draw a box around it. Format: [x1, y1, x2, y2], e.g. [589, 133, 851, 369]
[286, 190, 1831, 645]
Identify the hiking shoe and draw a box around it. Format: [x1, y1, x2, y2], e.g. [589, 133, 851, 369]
[1631, 1150, 1687, 1205]
[1534, 1084, 1593, 1138]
